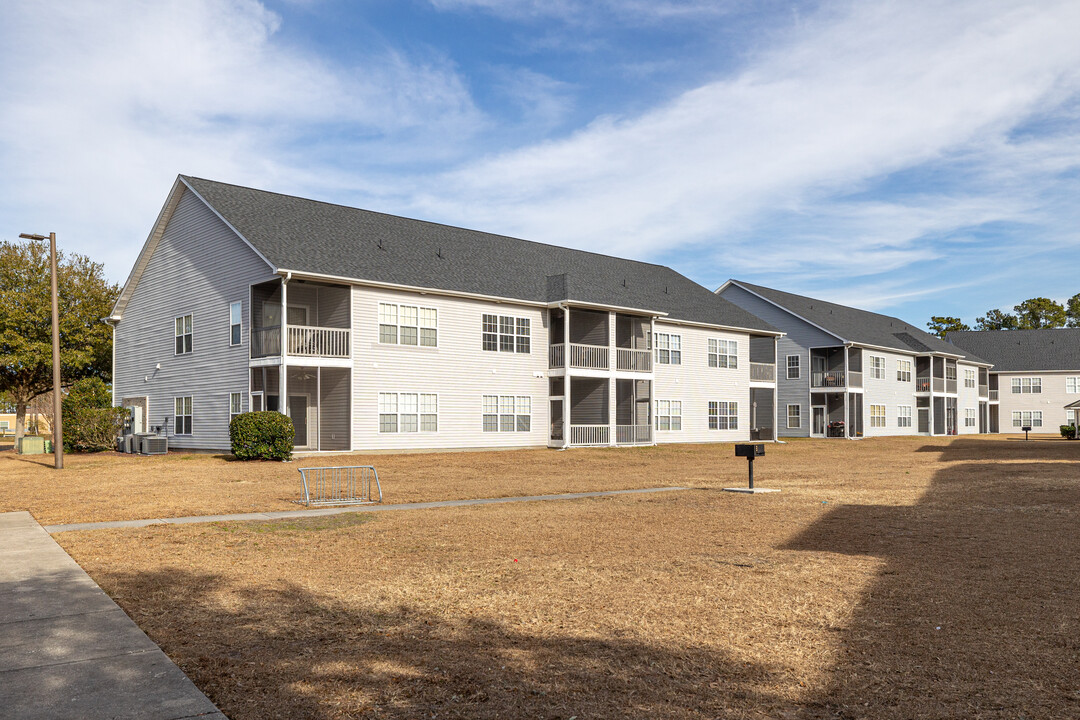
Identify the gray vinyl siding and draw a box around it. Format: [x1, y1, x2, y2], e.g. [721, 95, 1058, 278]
[719, 284, 840, 438]
[113, 188, 276, 450]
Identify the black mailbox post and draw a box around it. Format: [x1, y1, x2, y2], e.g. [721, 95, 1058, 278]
[1022, 425, 1032, 441]
[734, 443, 765, 489]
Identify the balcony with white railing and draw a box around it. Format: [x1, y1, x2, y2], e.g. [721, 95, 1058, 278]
[570, 424, 610, 446]
[750, 362, 775, 382]
[989, 389, 999, 401]
[549, 343, 565, 369]
[616, 348, 652, 372]
[811, 370, 846, 388]
[251, 325, 350, 359]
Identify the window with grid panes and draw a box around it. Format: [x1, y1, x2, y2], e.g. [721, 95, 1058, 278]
[708, 338, 738, 368]
[708, 401, 738, 430]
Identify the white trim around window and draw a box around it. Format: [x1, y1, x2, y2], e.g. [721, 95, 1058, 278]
[869, 355, 885, 380]
[786, 354, 801, 380]
[1066, 377, 1080, 394]
[174, 314, 193, 355]
[229, 301, 243, 347]
[869, 404, 886, 427]
[482, 314, 531, 353]
[379, 392, 438, 433]
[896, 359, 912, 382]
[786, 403, 801, 429]
[655, 400, 682, 431]
[708, 401, 738, 430]
[482, 395, 532, 432]
[897, 405, 912, 427]
[379, 303, 438, 347]
[964, 369, 976, 389]
[654, 333, 681, 365]
[708, 338, 738, 369]
[1011, 377, 1042, 394]
[174, 396, 192, 435]
[964, 408, 976, 427]
[230, 392, 242, 424]
[1012, 410, 1043, 428]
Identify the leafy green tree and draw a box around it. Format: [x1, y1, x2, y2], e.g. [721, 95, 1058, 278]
[0, 239, 118, 447]
[927, 316, 970, 338]
[974, 309, 1019, 331]
[1066, 293, 1080, 328]
[1013, 297, 1066, 329]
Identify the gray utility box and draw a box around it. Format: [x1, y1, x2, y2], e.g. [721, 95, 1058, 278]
[139, 435, 168, 455]
[734, 443, 765, 458]
[18, 436, 45, 455]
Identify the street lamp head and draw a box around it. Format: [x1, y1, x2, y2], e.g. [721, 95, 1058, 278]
[19, 233, 48, 241]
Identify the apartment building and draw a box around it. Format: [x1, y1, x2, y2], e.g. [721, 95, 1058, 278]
[947, 328, 1080, 432]
[717, 281, 992, 437]
[108, 176, 782, 452]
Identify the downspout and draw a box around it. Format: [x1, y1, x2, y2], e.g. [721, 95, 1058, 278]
[560, 302, 570, 450]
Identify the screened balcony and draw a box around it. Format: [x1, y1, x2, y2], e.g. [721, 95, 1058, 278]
[251, 279, 351, 359]
[548, 308, 651, 372]
[562, 377, 652, 446]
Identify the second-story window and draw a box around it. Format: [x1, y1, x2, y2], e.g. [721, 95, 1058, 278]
[482, 314, 530, 353]
[380, 303, 437, 347]
[869, 355, 885, 379]
[174, 314, 193, 355]
[1011, 377, 1042, 393]
[708, 339, 738, 369]
[897, 359, 912, 382]
[655, 333, 681, 365]
[945, 364, 957, 381]
[964, 369, 976, 388]
[787, 355, 801, 379]
[229, 302, 242, 346]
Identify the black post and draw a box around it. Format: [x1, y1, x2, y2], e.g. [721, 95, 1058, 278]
[748, 456, 754, 489]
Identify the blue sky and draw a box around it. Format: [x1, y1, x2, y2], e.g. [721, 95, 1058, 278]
[2, 0, 1079, 328]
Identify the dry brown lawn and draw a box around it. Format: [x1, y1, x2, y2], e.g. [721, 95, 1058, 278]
[47, 435, 1080, 719]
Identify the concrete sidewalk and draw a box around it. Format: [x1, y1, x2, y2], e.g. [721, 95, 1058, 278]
[0, 511, 225, 720]
[45, 485, 689, 533]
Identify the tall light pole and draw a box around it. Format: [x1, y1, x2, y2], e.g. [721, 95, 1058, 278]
[19, 232, 63, 470]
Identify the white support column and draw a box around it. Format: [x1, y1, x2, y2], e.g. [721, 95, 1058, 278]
[280, 277, 288, 417]
[562, 306, 570, 449]
[315, 366, 322, 452]
[608, 311, 617, 446]
[843, 346, 850, 438]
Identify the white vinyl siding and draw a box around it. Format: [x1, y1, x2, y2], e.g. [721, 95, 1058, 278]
[174, 396, 192, 435]
[786, 404, 801, 428]
[786, 354, 801, 379]
[897, 405, 912, 427]
[708, 338, 738, 369]
[174, 314, 193, 355]
[708, 401, 738, 430]
[869, 404, 885, 427]
[655, 400, 682, 431]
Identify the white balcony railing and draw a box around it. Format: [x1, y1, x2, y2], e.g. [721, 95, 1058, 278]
[616, 348, 652, 372]
[549, 343, 565, 368]
[811, 370, 846, 388]
[286, 325, 350, 358]
[750, 362, 775, 382]
[569, 343, 609, 370]
[570, 424, 610, 446]
[989, 389, 999, 401]
[616, 424, 652, 445]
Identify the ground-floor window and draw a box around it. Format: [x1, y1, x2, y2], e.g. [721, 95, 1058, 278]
[965, 408, 976, 427]
[708, 401, 738, 430]
[174, 396, 192, 435]
[869, 404, 885, 427]
[379, 392, 438, 433]
[229, 393, 242, 424]
[786, 404, 801, 428]
[655, 400, 682, 430]
[1012, 410, 1042, 428]
[897, 405, 912, 427]
[483, 395, 531, 432]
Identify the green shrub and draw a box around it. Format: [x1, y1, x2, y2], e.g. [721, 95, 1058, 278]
[230, 411, 294, 461]
[1060, 425, 1077, 440]
[61, 378, 126, 453]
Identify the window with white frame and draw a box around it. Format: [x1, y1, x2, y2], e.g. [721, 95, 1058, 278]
[174, 314, 193, 355]
[379, 392, 438, 433]
[482, 314, 530, 353]
[655, 400, 682, 431]
[897, 405, 912, 427]
[869, 356, 885, 379]
[1066, 377, 1080, 393]
[1011, 377, 1042, 394]
[1012, 410, 1042, 428]
[869, 404, 886, 427]
[787, 404, 801, 428]
[482, 395, 531, 432]
[964, 369, 976, 388]
[708, 338, 738, 368]
[229, 302, 242, 346]
[965, 408, 976, 427]
[708, 401, 738, 430]
[946, 364, 957, 381]
[379, 303, 437, 346]
[174, 396, 192, 435]
[787, 355, 801, 379]
[655, 333, 681, 365]
[896, 359, 912, 382]
[229, 393, 242, 423]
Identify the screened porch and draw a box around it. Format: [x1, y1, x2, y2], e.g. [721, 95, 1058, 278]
[250, 366, 351, 452]
[251, 279, 351, 359]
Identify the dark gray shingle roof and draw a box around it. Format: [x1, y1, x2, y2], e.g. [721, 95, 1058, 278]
[731, 280, 988, 361]
[183, 176, 778, 333]
[946, 329, 1080, 372]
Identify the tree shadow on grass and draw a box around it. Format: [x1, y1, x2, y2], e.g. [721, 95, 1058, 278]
[784, 460, 1080, 719]
[97, 568, 789, 720]
[915, 437, 1080, 462]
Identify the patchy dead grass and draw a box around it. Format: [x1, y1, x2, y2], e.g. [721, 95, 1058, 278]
[53, 436, 1080, 719]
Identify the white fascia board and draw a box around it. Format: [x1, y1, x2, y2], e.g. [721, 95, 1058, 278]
[278, 269, 549, 308]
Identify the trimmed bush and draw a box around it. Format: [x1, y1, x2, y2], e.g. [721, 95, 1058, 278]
[61, 378, 126, 453]
[1060, 425, 1077, 440]
[230, 411, 294, 461]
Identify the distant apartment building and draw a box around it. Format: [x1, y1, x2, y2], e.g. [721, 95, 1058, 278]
[717, 281, 992, 437]
[947, 328, 1080, 432]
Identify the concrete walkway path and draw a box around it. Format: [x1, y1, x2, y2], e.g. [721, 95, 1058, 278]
[0, 511, 225, 720]
[46, 486, 689, 534]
